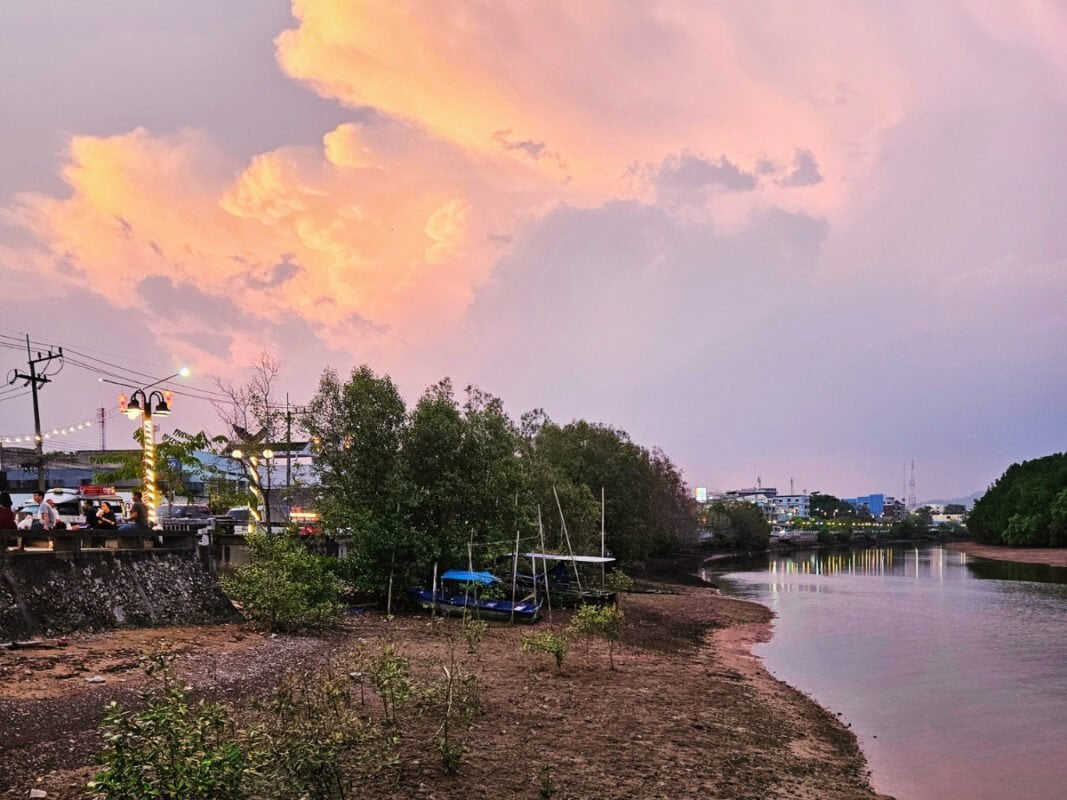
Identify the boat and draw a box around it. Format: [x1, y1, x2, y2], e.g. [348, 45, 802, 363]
[505, 553, 618, 607]
[405, 569, 543, 623]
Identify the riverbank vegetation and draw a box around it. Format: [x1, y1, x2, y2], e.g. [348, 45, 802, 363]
[301, 367, 698, 599]
[968, 452, 1067, 547]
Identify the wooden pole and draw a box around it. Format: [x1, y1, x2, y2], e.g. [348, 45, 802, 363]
[553, 485, 583, 592]
[510, 527, 520, 623]
[601, 485, 606, 588]
[538, 505, 552, 623]
[431, 561, 438, 619]
[467, 537, 476, 620]
[386, 549, 395, 617]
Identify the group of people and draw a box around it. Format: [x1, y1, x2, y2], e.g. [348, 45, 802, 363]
[0, 490, 152, 533]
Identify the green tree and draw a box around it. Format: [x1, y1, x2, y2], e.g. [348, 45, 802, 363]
[703, 501, 771, 550]
[94, 428, 228, 503]
[968, 453, 1067, 546]
[303, 366, 422, 597]
[809, 492, 870, 521]
[528, 420, 695, 561]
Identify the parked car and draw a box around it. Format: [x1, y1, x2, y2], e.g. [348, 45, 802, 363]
[157, 504, 213, 520]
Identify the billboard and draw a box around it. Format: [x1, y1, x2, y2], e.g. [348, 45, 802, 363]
[694, 487, 708, 503]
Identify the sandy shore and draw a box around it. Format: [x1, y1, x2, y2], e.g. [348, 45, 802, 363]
[0, 572, 888, 800]
[947, 541, 1067, 567]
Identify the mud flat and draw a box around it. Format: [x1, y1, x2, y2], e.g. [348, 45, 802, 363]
[0, 574, 888, 799]
[947, 541, 1067, 568]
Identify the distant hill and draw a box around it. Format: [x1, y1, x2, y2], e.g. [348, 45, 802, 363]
[919, 491, 984, 510]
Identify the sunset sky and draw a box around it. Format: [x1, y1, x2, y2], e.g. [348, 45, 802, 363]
[1, 1, 1064, 500]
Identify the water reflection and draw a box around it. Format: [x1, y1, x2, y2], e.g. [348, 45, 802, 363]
[711, 544, 1067, 800]
[966, 558, 1067, 585]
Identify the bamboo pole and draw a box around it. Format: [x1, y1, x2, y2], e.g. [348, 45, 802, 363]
[386, 549, 395, 617]
[510, 527, 520, 623]
[601, 485, 606, 588]
[431, 561, 438, 619]
[467, 537, 476, 621]
[539, 505, 552, 623]
[553, 485, 583, 593]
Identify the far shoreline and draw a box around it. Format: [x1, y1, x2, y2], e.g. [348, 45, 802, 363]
[946, 541, 1067, 568]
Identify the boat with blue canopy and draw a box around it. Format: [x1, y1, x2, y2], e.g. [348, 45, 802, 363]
[406, 569, 543, 623]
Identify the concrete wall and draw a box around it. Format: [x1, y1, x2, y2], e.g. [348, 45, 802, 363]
[0, 550, 239, 641]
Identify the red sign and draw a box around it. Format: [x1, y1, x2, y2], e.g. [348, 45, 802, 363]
[80, 485, 116, 496]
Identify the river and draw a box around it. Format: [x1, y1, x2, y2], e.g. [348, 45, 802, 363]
[709, 545, 1067, 800]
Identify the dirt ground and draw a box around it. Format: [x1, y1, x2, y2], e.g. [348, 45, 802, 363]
[0, 562, 889, 800]
[947, 541, 1067, 567]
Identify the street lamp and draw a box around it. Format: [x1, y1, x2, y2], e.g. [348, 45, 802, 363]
[114, 368, 188, 527]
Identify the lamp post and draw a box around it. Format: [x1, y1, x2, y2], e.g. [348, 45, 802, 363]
[114, 368, 187, 527]
[230, 447, 274, 532]
[119, 388, 173, 526]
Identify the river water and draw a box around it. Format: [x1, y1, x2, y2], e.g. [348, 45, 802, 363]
[709, 545, 1067, 800]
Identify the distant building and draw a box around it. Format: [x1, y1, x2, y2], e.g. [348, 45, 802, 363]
[767, 493, 810, 521]
[843, 493, 906, 521]
[710, 487, 811, 523]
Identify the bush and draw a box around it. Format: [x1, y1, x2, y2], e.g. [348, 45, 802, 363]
[520, 630, 568, 672]
[246, 659, 396, 800]
[567, 604, 625, 669]
[369, 643, 411, 724]
[223, 532, 343, 632]
[604, 570, 634, 594]
[463, 618, 489, 654]
[89, 656, 246, 800]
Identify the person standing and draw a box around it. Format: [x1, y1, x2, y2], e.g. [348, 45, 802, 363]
[35, 491, 58, 531]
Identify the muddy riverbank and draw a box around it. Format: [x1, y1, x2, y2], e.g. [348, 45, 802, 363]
[1, 564, 887, 799]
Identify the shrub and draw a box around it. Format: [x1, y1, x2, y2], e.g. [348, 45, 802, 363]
[245, 659, 397, 800]
[604, 569, 634, 594]
[463, 618, 489, 654]
[89, 656, 246, 800]
[520, 630, 568, 672]
[222, 532, 343, 632]
[369, 643, 411, 724]
[567, 604, 625, 669]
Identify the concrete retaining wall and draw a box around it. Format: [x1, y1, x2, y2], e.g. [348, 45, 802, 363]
[0, 550, 239, 640]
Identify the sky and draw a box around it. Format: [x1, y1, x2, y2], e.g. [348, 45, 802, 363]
[0, 0, 1064, 501]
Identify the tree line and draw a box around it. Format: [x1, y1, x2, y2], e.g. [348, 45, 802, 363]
[302, 366, 699, 594]
[968, 452, 1067, 547]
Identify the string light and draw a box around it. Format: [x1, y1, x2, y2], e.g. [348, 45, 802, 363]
[1, 418, 97, 445]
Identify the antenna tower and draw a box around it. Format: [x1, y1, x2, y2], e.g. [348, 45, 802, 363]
[907, 460, 917, 511]
[98, 407, 106, 450]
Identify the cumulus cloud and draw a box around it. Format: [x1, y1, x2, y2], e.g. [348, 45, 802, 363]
[2, 0, 1065, 496]
[778, 149, 824, 187]
[648, 151, 758, 210]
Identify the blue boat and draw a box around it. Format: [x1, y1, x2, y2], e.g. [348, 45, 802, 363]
[406, 569, 542, 623]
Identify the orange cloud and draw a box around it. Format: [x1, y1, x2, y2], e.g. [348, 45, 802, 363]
[275, 0, 912, 213]
[7, 119, 554, 370]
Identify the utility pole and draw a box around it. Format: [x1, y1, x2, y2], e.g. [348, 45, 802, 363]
[10, 335, 62, 492]
[285, 394, 292, 522]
